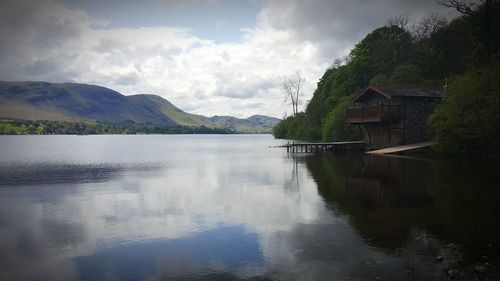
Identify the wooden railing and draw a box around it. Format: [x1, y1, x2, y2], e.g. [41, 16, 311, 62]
[345, 104, 399, 124]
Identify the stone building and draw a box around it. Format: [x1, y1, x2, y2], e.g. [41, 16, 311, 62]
[345, 85, 445, 149]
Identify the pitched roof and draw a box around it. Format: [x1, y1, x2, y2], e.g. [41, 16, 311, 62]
[353, 85, 445, 103]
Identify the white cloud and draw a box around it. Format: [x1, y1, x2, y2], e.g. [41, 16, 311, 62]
[0, 0, 457, 118]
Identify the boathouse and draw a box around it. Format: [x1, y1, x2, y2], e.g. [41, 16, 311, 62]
[345, 85, 445, 149]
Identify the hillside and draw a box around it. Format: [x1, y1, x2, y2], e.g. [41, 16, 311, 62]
[0, 81, 279, 133]
[246, 115, 281, 129]
[126, 94, 213, 127]
[208, 116, 269, 133]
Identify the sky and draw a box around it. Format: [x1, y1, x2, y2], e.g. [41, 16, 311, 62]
[0, 0, 457, 118]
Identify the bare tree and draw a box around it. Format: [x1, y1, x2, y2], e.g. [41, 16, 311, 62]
[437, 0, 484, 16]
[410, 13, 448, 59]
[387, 13, 411, 30]
[331, 58, 343, 69]
[283, 71, 304, 117]
[438, 0, 496, 61]
[411, 13, 447, 41]
[330, 55, 351, 70]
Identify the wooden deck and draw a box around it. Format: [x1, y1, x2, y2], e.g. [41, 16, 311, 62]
[278, 140, 433, 155]
[345, 104, 400, 124]
[280, 141, 365, 153]
[367, 141, 434, 155]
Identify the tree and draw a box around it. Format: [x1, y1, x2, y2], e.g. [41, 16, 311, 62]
[429, 61, 500, 158]
[283, 71, 304, 117]
[438, 0, 500, 63]
[411, 13, 447, 42]
[350, 26, 415, 86]
[387, 13, 410, 30]
[437, 0, 485, 15]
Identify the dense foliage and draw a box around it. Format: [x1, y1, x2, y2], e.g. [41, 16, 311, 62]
[429, 62, 500, 158]
[0, 120, 235, 135]
[274, 1, 500, 158]
[274, 23, 447, 141]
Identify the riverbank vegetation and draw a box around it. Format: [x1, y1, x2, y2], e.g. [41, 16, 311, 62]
[274, 0, 500, 158]
[0, 119, 234, 135]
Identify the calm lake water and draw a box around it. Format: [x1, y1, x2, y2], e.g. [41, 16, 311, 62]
[0, 135, 499, 281]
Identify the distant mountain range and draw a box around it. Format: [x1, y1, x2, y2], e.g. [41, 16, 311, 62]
[0, 81, 280, 133]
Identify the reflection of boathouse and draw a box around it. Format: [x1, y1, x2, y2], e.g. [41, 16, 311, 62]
[346, 85, 444, 149]
[345, 156, 432, 210]
[343, 156, 434, 250]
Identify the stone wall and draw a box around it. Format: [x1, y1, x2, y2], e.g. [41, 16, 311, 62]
[354, 95, 441, 149]
[396, 96, 440, 144]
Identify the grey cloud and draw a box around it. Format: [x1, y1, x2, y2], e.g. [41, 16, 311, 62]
[93, 37, 123, 53]
[260, 0, 458, 60]
[153, 0, 220, 8]
[113, 72, 140, 85]
[0, 0, 90, 81]
[193, 90, 208, 99]
[0, 0, 460, 117]
[239, 102, 265, 109]
[213, 77, 279, 99]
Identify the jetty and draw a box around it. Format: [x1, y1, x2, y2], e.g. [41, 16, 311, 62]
[281, 141, 365, 153]
[367, 141, 433, 155]
[279, 140, 433, 155]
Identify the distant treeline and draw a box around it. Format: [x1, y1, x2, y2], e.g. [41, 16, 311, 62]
[0, 119, 235, 135]
[274, 0, 500, 158]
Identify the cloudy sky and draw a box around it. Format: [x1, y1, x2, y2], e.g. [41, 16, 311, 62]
[0, 0, 456, 118]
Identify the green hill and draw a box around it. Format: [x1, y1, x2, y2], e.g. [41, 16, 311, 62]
[0, 81, 279, 133]
[246, 115, 281, 129]
[126, 94, 213, 127]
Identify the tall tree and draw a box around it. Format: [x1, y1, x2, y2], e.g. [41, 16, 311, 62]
[438, 0, 500, 63]
[283, 71, 304, 117]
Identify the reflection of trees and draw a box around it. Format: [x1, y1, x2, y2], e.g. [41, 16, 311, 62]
[303, 153, 500, 259]
[283, 155, 303, 197]
[304, 154, 434, 251]
[426, 159, 500, 256]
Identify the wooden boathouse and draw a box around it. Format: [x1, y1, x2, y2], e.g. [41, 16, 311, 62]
[345, 85, 445, 150]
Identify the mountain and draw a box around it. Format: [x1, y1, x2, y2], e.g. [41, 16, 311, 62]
[0, 81, 279, 133]
[209, 116, 269, 133]
[246, 115, 281, 129]
[126, 94, 212, 127]
[207, 115, 281, 133]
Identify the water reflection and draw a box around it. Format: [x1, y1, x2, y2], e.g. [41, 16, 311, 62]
[0, 135, 499, 280]
[304, 154, 435, 250]
[0, 136, 321, 281]
[0, 163, 167, 186]
[75, 225, 263, 281]
[302, 153, 500, 278]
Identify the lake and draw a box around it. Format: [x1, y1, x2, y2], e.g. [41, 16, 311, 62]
[0, 135, 499, 281]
